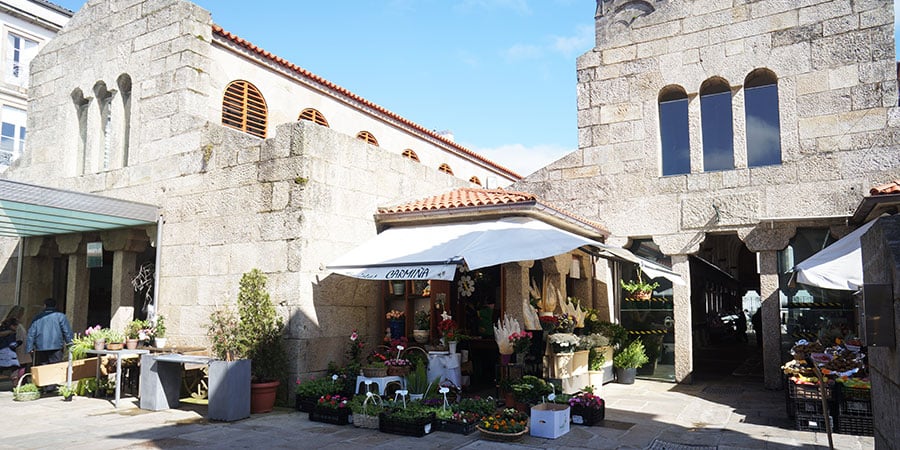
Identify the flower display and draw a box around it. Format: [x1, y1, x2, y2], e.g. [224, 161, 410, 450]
[555, 313, 576, 333]
[438, 318, 458, 333]
[458, 274, 475, 297]
[386, 310, 405, 321]
[384, 358, 411, 367]
[317, 394, 350, 409]
[548, 333, 579, 353]
[539, 315, 559, 333]
[345, 329, 365, 369]
[509, 331, 533, 354]
[568, 392, 604, 410]
[478, 408, 529, 434]
[493, 314, 521, 355]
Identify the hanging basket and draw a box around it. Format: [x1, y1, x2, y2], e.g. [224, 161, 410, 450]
[386, 366, 410, 377]
[13, 374, 40, 402]
[362, 367, 388, 378]
[628, 290, 652, 301]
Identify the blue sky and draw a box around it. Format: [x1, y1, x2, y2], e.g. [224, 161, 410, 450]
[52, 0, 596, 176]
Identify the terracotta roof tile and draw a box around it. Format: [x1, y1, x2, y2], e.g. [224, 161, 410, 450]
[870, 180, 900, 196]
[211, 25, 521, 181]
[378, 188, 609, 236]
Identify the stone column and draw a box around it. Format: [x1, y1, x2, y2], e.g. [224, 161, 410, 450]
[570, 255, 592, 310]
[671, 254, 693, 384]
[21, 237, 53, 316]
[56, 234, 88, 333]
[758, 250, 783, 389]
[502, 260, 533, 328]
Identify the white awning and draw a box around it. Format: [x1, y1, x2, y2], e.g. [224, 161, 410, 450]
[793, 219, 877, 291]
[327, 217, 684, 285]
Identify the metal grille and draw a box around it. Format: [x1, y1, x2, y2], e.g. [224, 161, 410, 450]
[438, 163, 454, 175]
[356, 130, 378, 146]
[298, 108, 329, 127]
[402, 149, 419, 162]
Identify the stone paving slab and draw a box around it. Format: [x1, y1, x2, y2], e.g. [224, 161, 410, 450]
[0, 378, 876, 450]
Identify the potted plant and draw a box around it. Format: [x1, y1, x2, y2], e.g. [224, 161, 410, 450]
[620, 269, 659, 300]
[476, 408, 529, 441]
[294, 376, 343, 412]
[363, 350, 389, 377]
[125, 319, 149, 349]
[438, 318, 466, 353]
[236, 269, 289, 414]
[386, 310, 405, 339]
[385, 357, 412, 376]
[379, 402, 436, 437]
[57, 384, 76, 402]
[568, 389, 605, 426]
[436, 397, 493, 434]
[309, 394, 352, 425]
[206, 304, 251, 421]
[105, 330, 125, 350]
[509, 375, 553, 408]
[153, 315, 167, 348]
[613, 339, 649, 384]
[413, 308, 430, 344]
[509, 331, 532, 365]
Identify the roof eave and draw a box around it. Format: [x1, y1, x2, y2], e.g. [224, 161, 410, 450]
[850, 193, 900, 225]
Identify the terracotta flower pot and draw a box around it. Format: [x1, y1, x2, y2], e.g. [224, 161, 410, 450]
[250, 380, 280, 414]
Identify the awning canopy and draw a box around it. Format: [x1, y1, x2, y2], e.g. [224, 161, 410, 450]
[0, 179, 160, 237]
[793, 219, 878, 291]
[327, 216, 684, 284]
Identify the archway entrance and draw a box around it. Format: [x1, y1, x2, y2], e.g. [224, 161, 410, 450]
[690, 233, 761, 381]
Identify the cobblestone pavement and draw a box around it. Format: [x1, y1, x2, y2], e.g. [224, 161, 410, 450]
[0, 378, 873, 449]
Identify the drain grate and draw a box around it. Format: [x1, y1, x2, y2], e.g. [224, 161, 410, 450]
[645, 439, 717, 450]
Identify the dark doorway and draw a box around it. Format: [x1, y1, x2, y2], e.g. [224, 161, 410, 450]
[86, 250, 114, 328]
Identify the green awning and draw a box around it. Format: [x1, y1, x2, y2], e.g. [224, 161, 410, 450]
[0, 179, 159, 237]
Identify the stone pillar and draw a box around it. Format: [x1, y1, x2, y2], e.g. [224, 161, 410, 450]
[540, 254, 570, 314]
[110, 250, 137, 332]
[570, 255, 592, 309]
[671, 254, 693, 384]
[502, 260, 533, 328]
[21, 237, 53, 317]
[758, 250, 783, 389]
[56, 234, 88, 333]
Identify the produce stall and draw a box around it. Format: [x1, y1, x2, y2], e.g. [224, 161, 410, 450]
[781, 338, 871, 436]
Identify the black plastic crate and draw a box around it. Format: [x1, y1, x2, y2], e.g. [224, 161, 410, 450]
[796, 413, 833, 433]
[789, 381, 832, 401]
[435, 419, 477, 435]
[837, 416, 873, 436]
[840, 385, 871, 401]
[378, 412, 435, 437]
[571, 404, 605, 426]
[836, 384, 872, 417]
[793, 399, 826, 415]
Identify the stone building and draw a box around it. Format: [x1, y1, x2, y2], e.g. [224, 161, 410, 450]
[0, 0, 518, 380]
[516, 0, 900, 388]
[0, 0, 70, 171]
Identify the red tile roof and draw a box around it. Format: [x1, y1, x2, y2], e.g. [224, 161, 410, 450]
[211, 25, 522, 181]
[378, 188, 609, 236]
[870, 180, 900, 196]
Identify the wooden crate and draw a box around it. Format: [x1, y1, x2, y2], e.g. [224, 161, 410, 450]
[31, 357, 99, 386]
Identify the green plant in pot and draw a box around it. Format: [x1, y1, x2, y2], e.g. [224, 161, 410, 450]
[613, 338, 649, 384]
[413, 308, 430, 344]
[620, 269, 659, 300]
[237, 268, 288, 413]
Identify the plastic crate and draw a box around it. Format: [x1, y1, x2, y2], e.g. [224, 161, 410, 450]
[840, 385, 871, 401]
[796, 413, 833, 433]
[837, 385, 872, 417]
[837, 416, 873, 436]
[789, 381, 832, 401]
[378, 412, 435, 437]
[435, 419, 477, 435]
[793, 399, 826, 415]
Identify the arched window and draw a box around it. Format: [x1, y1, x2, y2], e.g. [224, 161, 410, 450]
[356, 131, 378, 146]
[298, 108, 329, 127]
[744, 69, 781, 167]
[700, 77, 734, 171]
[658, 85, 690, 176]
[469, 176, 482, 186]
[438, 163, 453, 175]
[222, 80, 267, 138]
[402, 149, 419, 162]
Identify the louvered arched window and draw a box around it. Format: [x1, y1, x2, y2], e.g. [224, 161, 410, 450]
[402, 149, 419, 162]
[469, 176, 482, 186]
[438, 163, 453, 175]
[298, 108, 329, 127]
[222, 80, 267, 138]
[356, 131, 378, 146]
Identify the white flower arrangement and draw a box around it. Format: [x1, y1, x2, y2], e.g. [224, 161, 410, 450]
[548, 333, 579, 354]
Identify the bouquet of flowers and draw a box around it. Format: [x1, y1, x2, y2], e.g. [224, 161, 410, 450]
[438, 318, 458, 334]
[539, 315, 559, 333]
[548, 333, 579, 353]
[509, 331, 533, 354]
[386, 310, 405, 321]
[555, 313, 576, 333]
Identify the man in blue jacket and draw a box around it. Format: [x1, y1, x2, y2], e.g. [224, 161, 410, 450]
[25, 298, 74, 366]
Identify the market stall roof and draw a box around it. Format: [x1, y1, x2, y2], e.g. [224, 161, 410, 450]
[0, 179, 159, 237]
[327, 216, 684, 284]
[793, 218, 878, 291]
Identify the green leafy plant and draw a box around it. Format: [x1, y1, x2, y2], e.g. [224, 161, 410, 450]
[509, 375, 553, 405]
[407, 363, 429, 395]
[452, 397, 496, 416]
[237, 269, 288, 383]
[13, 382, 38, 394]
[154, 315, 167, 338]
[105, 330, 125, 344]
[620, 269, 659, 296]
[588, 347, 606, 370]
[349, 394, 386, 415]
[57, 384, 75, 398]
[208, 306, 242, 361]
[125, 319, 150, 340]
[295, 376, 342, 397]
[414, 308, 430, 330]
[613, 338, 650, 369]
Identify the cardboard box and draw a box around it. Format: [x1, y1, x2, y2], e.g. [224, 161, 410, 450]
[31, 357, 99, 386]
[530, 403, 570, 439]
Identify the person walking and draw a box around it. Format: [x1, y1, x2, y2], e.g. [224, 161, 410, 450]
[25, 298, 74, 366]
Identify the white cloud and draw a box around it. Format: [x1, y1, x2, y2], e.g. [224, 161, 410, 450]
[457, 0, 531, 14]
[551, 24, 594, 57]
[469, 143, 572, 177]
[504, 43, 543, 61]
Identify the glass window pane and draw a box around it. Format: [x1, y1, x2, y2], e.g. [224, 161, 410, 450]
[659, 98, 690, 176]
[745, 84, 781, 167]
[701, 91, 734, 171]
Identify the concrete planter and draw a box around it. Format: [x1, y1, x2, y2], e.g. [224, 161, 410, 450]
[208, 359, 251, 421]
[615, 367, 636, 384]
